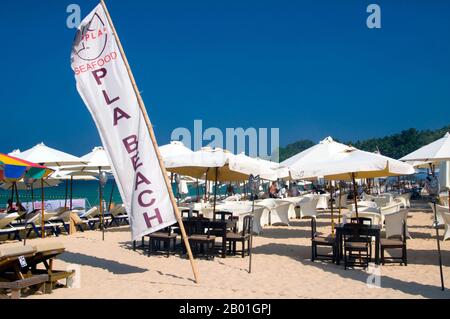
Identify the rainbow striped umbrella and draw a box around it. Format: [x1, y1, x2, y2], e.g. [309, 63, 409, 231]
[0, 153, 52, 182]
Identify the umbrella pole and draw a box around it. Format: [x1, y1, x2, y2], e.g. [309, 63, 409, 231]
[212, 167, 218, 220]
[429, 164, 445, 291]
[330, 181, 335, 235]
[196, 179, 200, 202]
[14, 182, 20, 205]
[338, 182, 342, 224]
[64, 179, 68, 209]
[31, 184, 34, 211]
[432, 196, 445, 291]
[249, 194, 255, 274]
[41, 178, 45, 239]
[70, 176, 73, 210]
[351, 173, 359, 219]
[204, 169, 209, 202]
[108, 182, 115, 212]
[99, 167, 105, 241]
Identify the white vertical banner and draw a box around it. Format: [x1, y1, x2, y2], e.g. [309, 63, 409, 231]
[71, 4, 176, 240]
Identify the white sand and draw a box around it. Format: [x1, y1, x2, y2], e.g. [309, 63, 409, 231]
[3, 200, 450, 299]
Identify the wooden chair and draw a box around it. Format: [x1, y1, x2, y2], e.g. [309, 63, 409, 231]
[147, 226, 178, 257]
[350, 217, 373, 258]
[381, 221, 407, 265]
[214, 211, 233, 221]
[343, 223, 371, 270]
[181, 209, 199, 219]
[310, 217, 337, 262]
[186, 218, 216, 260]
[225, 215, 253, 257]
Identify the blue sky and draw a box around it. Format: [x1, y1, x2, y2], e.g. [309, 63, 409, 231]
[0, 0, 449, 157]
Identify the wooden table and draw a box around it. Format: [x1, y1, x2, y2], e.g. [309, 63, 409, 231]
[182, 218, 237, 258]
[334, 223, 381, 265]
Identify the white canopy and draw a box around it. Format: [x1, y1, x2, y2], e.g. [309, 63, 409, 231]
[229, 153, 279, 181]
[439, 161, 450, 191]
[281, 136, 349, 179]
[61, 146, 111, 172]
[165, 147, 281, 182]
[400, 132, 450, 163]
[11, 142, 85, 167]
[290, 146, 415, 180]
[159, 141, 193, 159]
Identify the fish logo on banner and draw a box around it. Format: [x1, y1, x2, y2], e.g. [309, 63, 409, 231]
[71, 4, 177, 240]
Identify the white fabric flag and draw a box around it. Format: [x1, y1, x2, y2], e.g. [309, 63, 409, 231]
[71, 3, 176, 240]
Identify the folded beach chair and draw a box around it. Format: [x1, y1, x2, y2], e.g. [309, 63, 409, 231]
[106, 205, 128, 227]
[49, 210, 95, 233]
[0, 213, 23, 241]
[22, 242, 74, 293]
[0, 245, 49, 299]
[79, 206, 101, 229]
[18, 211, 64, 238]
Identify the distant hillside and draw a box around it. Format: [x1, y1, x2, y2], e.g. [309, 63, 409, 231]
[279, 125, 450, 162]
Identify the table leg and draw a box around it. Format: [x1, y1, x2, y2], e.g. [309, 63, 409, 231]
[375, 232, 380, 264]
[336, 231, 342, 265]
[222, 237, 226, 258]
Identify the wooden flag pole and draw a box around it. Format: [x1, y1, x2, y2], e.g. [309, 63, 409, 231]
[41, 178, 45, 238]
[100, 0, 199, 284]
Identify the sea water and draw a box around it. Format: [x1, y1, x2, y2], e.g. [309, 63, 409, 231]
[0, 180, 231, 210]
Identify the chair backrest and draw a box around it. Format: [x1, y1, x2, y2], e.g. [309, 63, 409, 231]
[81, 206, 99, 218]
[380, 202, 401, 215]
[214, 211, 233, 221]
[242, 215, 253, 236]
[181, 209, 199, 218]
[0, 213, 20, 229]
[384, 210, 407, 239]
[436, 205, 450, 225]
[349, 210, 382, 226]
[336, 193, 348, 208]
[350, 217, 372, 226]
[373, 197, 390, 208]
[343, 223, 369, 242]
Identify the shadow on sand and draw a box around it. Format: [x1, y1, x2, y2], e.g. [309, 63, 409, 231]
[252, 240, 450, 298]
[59, 252, 147, 275]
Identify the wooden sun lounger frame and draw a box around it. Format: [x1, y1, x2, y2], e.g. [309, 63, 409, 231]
[23, 247, 75, 293]
[0, 251, 50, 299]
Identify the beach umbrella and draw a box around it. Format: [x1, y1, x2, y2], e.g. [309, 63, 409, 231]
[61, 146, 111, 240]
[165, 147, 279, 216]
[400, 133, 450, 291]
[281, 137, 350, 233]
[289, 144, 414, 236]
[12, 143, 85, 238]
[400, 132, 450, 163]
[159, 140, 194, 160]
[291, 146, 414, 210]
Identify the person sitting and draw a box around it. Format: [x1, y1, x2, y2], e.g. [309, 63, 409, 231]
[280, 185, 288, 198]
[289, 182, 300, 197]
[269, 182, 279, 198]
[6, 198, 16, 213]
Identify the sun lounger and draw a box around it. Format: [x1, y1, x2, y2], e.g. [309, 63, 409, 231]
[23, 242, 74, 292]
[106, 205, 129, 227]
[0, 245, 49, 299]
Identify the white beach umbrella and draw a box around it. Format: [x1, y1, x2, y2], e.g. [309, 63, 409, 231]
[400, 132, 450, 163]
[281, 136, 350, 180]
[11, 142, 85, 167]
[229, 153, 279, 181]
[159, 141, 193, 159]
[293, 147, 415, 181]
[10, 143, 86, 238]
[400, 133, 450, 291]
